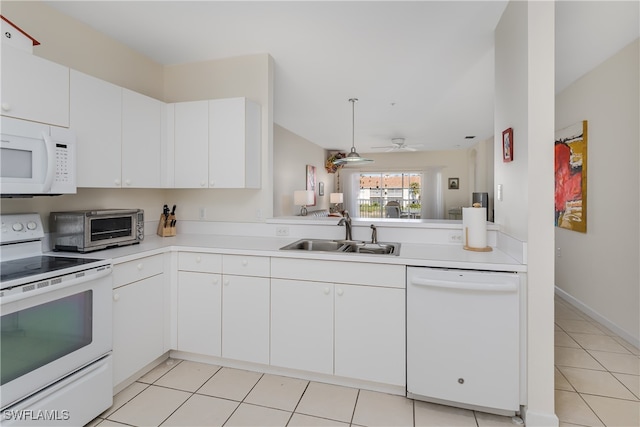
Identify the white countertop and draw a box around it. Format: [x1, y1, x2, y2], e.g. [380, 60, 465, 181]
[50, 233, 526, 273]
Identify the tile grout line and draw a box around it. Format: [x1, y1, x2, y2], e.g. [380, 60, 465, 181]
[556, 322, 640, 403]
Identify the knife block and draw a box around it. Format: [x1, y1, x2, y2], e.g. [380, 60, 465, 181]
[157, 214, 177, 237]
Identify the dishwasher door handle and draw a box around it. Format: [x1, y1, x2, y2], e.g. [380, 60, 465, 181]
[410, 277, 517, 293]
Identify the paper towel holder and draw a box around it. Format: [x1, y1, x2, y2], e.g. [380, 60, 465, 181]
[463, 203, 493, 252]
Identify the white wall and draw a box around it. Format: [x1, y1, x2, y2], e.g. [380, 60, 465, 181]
[555, 39, 640, 345]
[273, 125, 334, 217]
[495, 2, 557, 425]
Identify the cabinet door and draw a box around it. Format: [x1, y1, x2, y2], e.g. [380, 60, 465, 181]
[173, 101, 209, 188]
[209, 98, 261, 188]
[1, 45, 70, 127]
[70, 70, 122, 187]
[177, 271, 222, 356]
[122, 89, 163, 188]
[222, 275, 269, 364]
[270, 279, 333, 374]
[335, 284, 405, 386]
[112, 275, 164, 386]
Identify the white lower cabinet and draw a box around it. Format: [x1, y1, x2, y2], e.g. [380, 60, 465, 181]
[334, 284, 405, 386]
[112, 255, 165, 387]
[221, 274, 270, 364]
[270, 258, 406, 386]
[177, 271, 222, 356]
[270, 279, 334, 374]
[176, 253, 270, 365]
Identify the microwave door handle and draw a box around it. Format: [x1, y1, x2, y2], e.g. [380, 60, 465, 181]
[42, 131, 55, 193]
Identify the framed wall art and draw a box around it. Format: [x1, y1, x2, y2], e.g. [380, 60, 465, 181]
[306, 165, 317, 206]
[448, 177, 459, 190]
[555, 121, 588, 233]
[502, 128, 513, 162]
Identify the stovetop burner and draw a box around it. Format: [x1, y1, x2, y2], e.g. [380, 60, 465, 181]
[0, 256, 101, 286]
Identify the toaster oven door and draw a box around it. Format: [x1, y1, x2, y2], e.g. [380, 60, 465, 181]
[86, 215, 137, 249]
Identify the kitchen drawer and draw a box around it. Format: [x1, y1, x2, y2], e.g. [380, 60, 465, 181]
[113, 254, 164, 288]
[223, 254, 270, 277]
[271, 258, 404, 288]
[178, 252, 222, 273]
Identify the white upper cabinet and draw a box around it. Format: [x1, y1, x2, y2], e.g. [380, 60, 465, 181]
[1, 45, 70, 127]
[173, 100, 209, 188]
[70, 70, 122, 187]
[122, 89, 163, 188]
[209, 97, 261, 189]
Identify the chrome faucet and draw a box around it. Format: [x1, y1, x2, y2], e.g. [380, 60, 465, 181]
[337, 211, 352, 241]
[370, 224, 377, 244]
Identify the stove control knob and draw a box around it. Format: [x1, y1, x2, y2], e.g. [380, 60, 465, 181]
[12, 222, 24, 232]
[27, 221, 38, 230]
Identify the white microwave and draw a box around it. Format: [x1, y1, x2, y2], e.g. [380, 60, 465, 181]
[0, 117, 76, 197]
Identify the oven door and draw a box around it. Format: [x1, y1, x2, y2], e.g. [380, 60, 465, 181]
[0, 268, 112, 410]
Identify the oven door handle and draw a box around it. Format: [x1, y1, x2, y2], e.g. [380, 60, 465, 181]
[0, 267, 112, 305]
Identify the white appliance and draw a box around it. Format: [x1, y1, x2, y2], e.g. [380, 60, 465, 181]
[0, 117, 76, 197]
[0, 213, 112, 426]
[407, 266, 521, 415]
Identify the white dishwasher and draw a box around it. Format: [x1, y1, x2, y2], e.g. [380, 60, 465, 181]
[407, 266, 522, 415]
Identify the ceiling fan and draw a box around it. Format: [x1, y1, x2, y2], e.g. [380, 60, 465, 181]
[371, 138, 424, 152]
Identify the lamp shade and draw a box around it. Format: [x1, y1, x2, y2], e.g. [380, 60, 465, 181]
[330, 193, 344, 204]
[294, 190, 314, 206]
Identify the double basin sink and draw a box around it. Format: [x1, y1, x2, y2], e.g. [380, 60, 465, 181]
[280, 238, 400, 256]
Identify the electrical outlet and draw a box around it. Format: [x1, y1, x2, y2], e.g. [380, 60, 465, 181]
[556, 247, 562, 257]
[199, 207, 206, 219]
[276, 226, 289, 236]
[448, 231, 463, 243]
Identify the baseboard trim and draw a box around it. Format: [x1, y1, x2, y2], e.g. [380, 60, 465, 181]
[555, 286, 640, 349]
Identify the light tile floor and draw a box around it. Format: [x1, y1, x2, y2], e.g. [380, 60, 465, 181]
[554, 297, 639, 427]
[88, 296, 639, 427]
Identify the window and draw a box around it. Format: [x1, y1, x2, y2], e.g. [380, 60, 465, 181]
[356, 172, 422, 219]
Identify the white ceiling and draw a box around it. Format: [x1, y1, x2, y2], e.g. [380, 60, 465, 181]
[46, 1, 639, 153]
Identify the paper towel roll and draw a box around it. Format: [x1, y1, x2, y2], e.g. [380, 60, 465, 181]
[462, 207, 487, 249]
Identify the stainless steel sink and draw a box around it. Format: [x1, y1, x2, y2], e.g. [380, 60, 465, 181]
[280, 239, 348, 252]
[280, 239, 400, 256]
[344, 242, 400, 255]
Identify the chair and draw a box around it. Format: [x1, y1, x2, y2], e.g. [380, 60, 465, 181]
[385, 201, 401, 218]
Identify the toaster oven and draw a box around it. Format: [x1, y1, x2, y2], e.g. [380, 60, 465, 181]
[50, 209, 144, 252]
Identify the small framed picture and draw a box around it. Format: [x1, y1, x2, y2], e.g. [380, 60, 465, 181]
[448, 177, 459, 190]
[318, 182, 324, 196]
[502, 127, 513, 162]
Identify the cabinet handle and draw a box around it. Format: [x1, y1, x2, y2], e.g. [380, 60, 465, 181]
[224, 279, 230, 286]
[1, 103, 11, 112]
[125, 179, 131, 186]
[241, 259, 248, 267]
[195, 256, 201, 263]
[212, 278, 219, 285]
[336, 288, 344, 296]
[323, 287, 330, 295]
[114, 179, 121, 186]
[137, 263, 143, 271]
[200, 181, 206, 187]
[113, 293, 120, 301]
[210, 181, 215, 187]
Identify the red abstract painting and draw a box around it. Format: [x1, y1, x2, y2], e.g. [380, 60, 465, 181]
[554, 121, 588, 232]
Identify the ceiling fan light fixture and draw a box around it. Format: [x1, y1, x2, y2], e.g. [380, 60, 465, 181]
[333, 98, 373, 165]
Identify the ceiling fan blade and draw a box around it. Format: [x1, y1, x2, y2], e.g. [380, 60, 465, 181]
[404, 147, 417, 151]
[371, 145, 393, 149]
